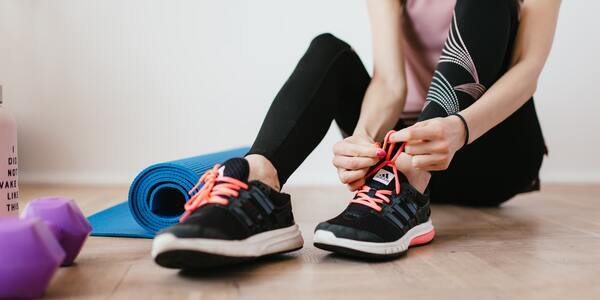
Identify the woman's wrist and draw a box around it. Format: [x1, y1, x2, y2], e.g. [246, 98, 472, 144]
[352, 127, 383, 142]
[354, 100, 405, 141]
[450, 113, 469, 147]
[445, 115, 468, 151]
[353, 78, 407, 141]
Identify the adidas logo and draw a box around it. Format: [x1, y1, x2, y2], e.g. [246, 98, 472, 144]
[372, 169, 394, 185]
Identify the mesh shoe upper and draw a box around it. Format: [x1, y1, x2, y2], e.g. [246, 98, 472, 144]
[158, 158, 295, 240]
[316, 133, 431, 243]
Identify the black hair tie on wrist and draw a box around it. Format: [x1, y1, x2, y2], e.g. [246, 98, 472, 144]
[451, 113, 469, 147]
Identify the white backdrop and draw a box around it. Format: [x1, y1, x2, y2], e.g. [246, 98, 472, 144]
[1, 0, 598, 186]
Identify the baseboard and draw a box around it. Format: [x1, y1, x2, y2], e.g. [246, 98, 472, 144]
[18, 170, 600, 186]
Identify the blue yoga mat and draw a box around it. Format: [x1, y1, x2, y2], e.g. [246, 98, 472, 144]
[88, 147, 249, 238]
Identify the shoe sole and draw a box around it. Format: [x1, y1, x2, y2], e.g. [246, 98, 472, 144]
[152, 224, 304, 269]
[313, 219, 435, 259]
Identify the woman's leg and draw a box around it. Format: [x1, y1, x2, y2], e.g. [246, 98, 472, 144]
[412, 0, 545, 205]
[246, 33, 371, 190]
[153, 34, 373, 268]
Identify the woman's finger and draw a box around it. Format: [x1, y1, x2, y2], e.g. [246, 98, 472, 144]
[423, 164, 449, 171]
[347, 178, 365, 191]
[332, 156, 380, 170]
[390, 120, 443, 143]
[333, 141, 383, 158]
[338, 168, 367, 184]
[405, 140, 450, 155]
[411, 153, 448, 169]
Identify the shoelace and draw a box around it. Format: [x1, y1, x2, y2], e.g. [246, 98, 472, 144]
[179, 164, 248, 222]
[350, 130, 406, 212]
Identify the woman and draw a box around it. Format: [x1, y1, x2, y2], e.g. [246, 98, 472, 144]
[152, 0, 560, 268]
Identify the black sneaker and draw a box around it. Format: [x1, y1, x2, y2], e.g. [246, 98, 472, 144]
[152, 158, 303, 269]
[313, 132, 435, 259]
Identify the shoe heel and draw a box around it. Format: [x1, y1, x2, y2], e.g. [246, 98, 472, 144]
[409, 228, 435, 247]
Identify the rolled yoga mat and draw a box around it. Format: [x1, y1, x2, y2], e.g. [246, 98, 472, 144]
[87, 147, 249, 238]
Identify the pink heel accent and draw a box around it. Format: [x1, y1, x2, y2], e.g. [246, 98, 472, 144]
[409, 228, 435, 246]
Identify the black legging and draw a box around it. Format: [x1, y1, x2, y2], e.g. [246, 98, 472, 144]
[248, 0, 546, 206]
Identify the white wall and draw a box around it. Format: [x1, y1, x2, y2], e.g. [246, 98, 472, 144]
[0, 0, 598, 186]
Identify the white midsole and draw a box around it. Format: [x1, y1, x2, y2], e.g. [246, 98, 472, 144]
[151, 224, 304, 258]
[313, 219, 434, 255]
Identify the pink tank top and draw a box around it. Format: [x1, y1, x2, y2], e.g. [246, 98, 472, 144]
[402, 0, 456, 114]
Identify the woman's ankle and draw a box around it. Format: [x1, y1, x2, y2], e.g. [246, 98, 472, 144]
[395, 153, 431, 194]
[245, 154, 281, 191]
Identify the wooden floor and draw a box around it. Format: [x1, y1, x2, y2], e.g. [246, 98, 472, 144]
[20, 184, 600, 300]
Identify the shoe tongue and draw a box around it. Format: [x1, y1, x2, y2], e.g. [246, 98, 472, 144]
[364, 164, 401, 191]
[344, 164, 405, 217]
[218, 157, 249, 182]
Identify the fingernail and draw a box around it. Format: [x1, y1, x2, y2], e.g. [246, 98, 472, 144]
[376, 149, 386, 158]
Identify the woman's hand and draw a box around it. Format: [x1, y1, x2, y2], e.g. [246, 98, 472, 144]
[389, 116, 466, 171]
[332, 135, 385, 191]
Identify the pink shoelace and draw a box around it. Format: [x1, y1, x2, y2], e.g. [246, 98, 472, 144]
[350, 130, 407, 212]
[179, 164, 248, 222]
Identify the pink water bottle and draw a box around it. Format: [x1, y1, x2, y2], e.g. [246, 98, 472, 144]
[0, 85, 19, 217]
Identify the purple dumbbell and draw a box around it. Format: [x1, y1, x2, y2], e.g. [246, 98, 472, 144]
[21, 197, 92, 266]
[0, 217, 65, 298]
